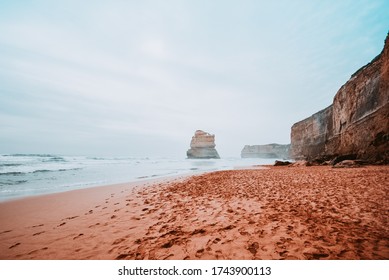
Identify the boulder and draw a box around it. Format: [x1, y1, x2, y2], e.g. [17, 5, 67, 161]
[274, 160, 292, 166]
[290, 160, 312, 167]
[333, 160, 362, 168]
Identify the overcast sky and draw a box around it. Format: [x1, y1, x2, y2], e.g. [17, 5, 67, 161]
[0, 0, 388, 158]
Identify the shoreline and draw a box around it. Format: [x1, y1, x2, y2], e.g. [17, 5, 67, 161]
[0, 173, 191, 204]
[0, 157, 269, 203]
[0, 165, 388, 260]
[0, 163, 267, 203]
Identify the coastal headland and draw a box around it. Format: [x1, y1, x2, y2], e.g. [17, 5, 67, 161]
[1, 165, 387, 260]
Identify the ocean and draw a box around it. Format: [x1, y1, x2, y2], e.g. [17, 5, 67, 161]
[0, 154, 279, 202]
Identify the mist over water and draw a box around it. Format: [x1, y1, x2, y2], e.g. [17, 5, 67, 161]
[0, 154, 280, 202]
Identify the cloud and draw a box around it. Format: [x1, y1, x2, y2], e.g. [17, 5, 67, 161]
[0, 0, 388, 156]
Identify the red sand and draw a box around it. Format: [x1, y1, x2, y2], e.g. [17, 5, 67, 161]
[0, 166, 388, 260]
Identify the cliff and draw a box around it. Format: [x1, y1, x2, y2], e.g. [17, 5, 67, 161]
[187, 130, 220, 159]
[290, 34, 389, 163]
[241, 144, 290, 159]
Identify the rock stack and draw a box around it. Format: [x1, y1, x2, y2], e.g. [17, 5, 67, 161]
[186, 130, 220, 159]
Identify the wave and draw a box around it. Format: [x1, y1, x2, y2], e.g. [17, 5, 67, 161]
[86, 157, 106, 160]
[0, 163, 22, 167]
[136, 171, 178, 180]
[32, 169, 52, 173]
[42, 156, 66, 162]
[4, 154, 59, 157]
[0, 168, 82, 176]
[0, 172, 24, 176]
[33, 168, 81, 173]
[0, 180, 28, 186]
[2, 154, 66, 162]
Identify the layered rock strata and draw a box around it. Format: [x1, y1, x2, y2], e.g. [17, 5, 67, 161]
[241, 144, 290, 159]
[291, 34, 389, 163]
[187, 130, 220, 159]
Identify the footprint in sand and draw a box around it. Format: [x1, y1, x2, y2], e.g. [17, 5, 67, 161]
[239, 228, 249, 236]
[32, 224, 44, 228]
[221, 225, 236, 231]
[303, 252, 329, 259]
[286, 225, 294, 233]
[215, 250, 223, 258]
[247, 242, 259, 255]
[279, 250, 288, 257]
[191, 229, 206, 235]
[65, 216, 79, 220]
[73, 233, 84, 240]
[161, 239, 177, 248]
[9, 242, 21, 249]
[195, 248, 205, 258]
[213, 238, 221, 244]
[163, 254, 174, 260]
[32, 231, 45, 236]
[116, 253, 131, 260]
[28, 247, 48, 255]
[112, 238, 126, 245]
[88, 223, 100, 228]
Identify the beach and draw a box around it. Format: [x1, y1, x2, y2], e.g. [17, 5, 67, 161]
[0, 165, 388, 260]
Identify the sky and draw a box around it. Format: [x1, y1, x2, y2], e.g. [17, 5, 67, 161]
[0, 0, 388, 158]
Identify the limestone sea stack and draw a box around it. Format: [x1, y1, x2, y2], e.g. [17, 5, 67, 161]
[187, 130, 220, 159]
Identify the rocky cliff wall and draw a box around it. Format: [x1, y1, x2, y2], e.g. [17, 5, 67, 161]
[290, 34, 389, 163]
[290, 106, 333, 160]
[241, 144, 290, 159]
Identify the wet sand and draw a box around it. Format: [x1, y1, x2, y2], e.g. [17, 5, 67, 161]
[0, 166, 388, 260]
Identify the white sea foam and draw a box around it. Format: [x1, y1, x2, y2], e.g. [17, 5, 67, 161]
[0, 154, 279, 201]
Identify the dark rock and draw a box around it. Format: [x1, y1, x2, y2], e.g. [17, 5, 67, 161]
[330, 154, 357, 166]
[290, 160, 312, 167]
[333, 160, 362, 168]
[274, 160, 292, 166]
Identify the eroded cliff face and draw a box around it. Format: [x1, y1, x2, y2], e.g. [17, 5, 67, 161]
[187, 130, 220, 159]
[291, 34, 389, 163]
[241, 144, 290, 159]
[290, 106, 333, 160]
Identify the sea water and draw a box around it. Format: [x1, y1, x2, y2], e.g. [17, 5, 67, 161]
[0, 154, 280, 201]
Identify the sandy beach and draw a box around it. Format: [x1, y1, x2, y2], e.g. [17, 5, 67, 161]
[0, 165, 388, 260]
